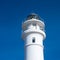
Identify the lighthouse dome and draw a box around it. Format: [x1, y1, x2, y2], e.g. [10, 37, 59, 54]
[26, 13, 41, 20]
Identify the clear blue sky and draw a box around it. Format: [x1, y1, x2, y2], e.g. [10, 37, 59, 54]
[0, 0, 60, 60]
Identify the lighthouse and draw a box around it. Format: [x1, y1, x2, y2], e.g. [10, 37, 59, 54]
[22, 13, 46, 60]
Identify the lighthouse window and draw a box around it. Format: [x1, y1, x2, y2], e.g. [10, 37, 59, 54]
[32, 38, 35, 43]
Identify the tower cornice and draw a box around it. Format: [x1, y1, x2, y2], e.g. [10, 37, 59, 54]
[22, 29, 46, 40]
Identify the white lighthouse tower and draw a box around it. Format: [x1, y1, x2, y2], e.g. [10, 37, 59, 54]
[22, 13, 46, 60]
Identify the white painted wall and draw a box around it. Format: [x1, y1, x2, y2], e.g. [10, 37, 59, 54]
[25, 33, 44, 60]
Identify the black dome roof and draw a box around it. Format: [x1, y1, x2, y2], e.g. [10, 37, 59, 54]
[26, 13, 41, 20]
